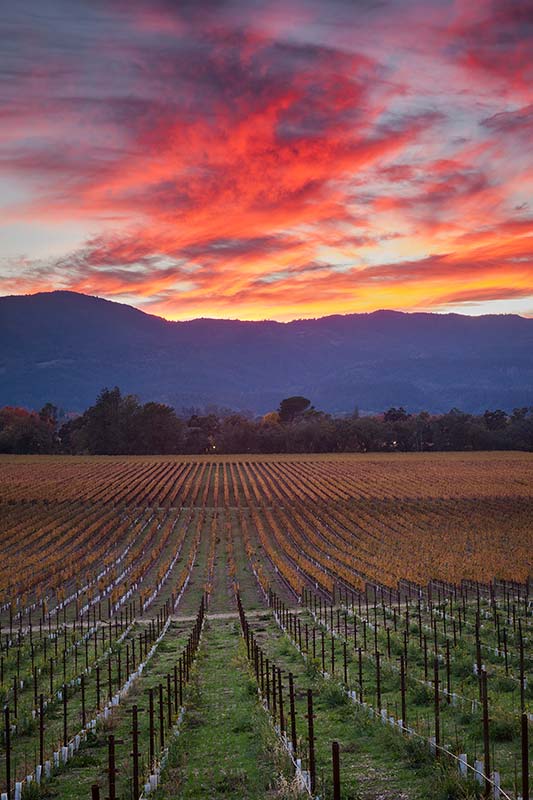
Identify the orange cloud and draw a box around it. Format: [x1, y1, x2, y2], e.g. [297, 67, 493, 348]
[1, 0, 532, 319]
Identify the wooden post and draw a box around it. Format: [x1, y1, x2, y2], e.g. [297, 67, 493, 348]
[63, 682, 68, 746]
[277, 668, 285, 735]
[343, 641, 348, 685]
[400, 654, 407, 729]
[5, 705, 11, 800]
[39, 693, 45, 766]
[358, 647, 363, 703]
[131, 705, 140, 799]
[289, 673, 297, 755]
[376, 651, 381, 710]
[272, 663, 277, 719]
[445, 639, 451, 701]
[307, 690, 316, 793]
[475, 617, 482, 700]
[159, 682, 165, 748]
[81, 675, 86, 729]
[433, 657, 440, 757]
[33, 665, 38, 710]
[149, 688, 155, 769]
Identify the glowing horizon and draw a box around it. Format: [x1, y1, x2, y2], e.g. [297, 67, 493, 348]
[1, 1, 532, 321]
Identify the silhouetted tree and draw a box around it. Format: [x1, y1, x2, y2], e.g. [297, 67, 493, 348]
[0, 407, 56, 453]
[136, 402, 184, 454]
[39, 402, 58, 426]
[383, 406, 410, 423]
[278, 396, 311, 424]
[81, 387, 139, 454]
[483, 409, 508, 431]
[4, 389, 533, 454]
[414, 411, 433, 451]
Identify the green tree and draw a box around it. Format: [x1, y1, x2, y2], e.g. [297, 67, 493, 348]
[483, 409, 508, 431]
[83, 387, 140, 454]
[383, 406, 409, 423]
[0, 407, 56, 453]
[278, 396, 312, 424]
[39, 402, 58, 426]
[136, 402, 184, 454]
[414, 411, 433, 451]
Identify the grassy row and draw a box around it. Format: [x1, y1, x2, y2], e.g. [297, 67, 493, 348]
[258, 607, 492, 799]
[152, 617, 302, 800]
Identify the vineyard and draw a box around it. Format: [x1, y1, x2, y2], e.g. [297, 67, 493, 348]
[0, 452, 531, 800]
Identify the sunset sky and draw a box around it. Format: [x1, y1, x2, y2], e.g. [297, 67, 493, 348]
[1, 0, 532, 321]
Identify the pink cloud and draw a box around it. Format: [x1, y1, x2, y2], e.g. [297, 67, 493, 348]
[0, 0, 531, 319]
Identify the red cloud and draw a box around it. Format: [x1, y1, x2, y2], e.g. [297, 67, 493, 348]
[0, 1, 532, 319]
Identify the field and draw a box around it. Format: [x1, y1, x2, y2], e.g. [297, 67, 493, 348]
[0, 452, 531, 800]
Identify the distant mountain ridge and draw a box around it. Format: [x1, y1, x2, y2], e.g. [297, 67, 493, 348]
[1, 291, 532, 414]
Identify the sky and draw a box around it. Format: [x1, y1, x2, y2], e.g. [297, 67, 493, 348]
[0, 0, 532, 321]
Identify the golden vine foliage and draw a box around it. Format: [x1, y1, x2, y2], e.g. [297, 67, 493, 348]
[0, 453, 531, 612]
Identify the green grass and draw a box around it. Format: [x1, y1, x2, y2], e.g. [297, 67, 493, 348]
[299, 603, 527, 792]
[153, 618, 303, 800]
[251, 610, 491, 800]
[32, 620, 191, 799]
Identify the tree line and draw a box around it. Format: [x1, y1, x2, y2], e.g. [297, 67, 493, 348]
[1, 388, 532, 454]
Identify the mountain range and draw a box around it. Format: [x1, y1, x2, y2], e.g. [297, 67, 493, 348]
[0, 291, 532, 415]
